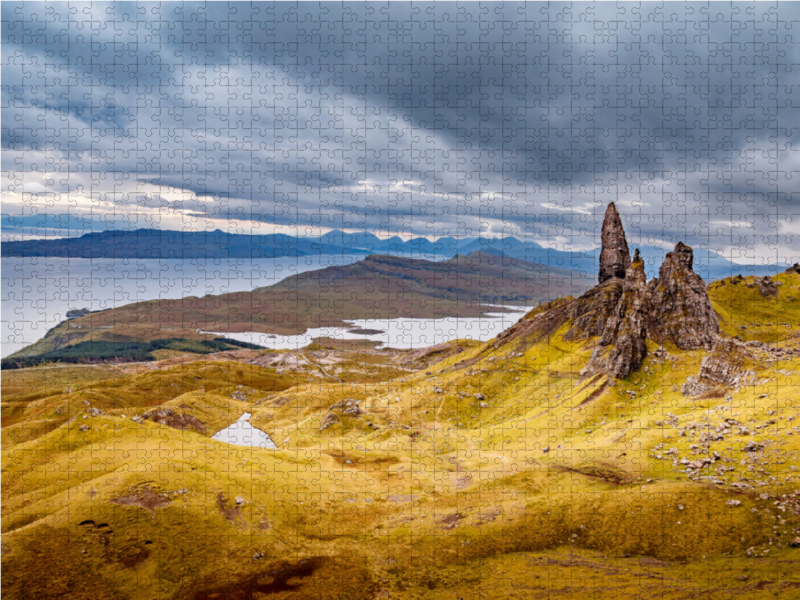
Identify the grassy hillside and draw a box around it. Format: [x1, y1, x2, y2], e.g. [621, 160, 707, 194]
[2, 272, 800, 599]
[709, 272, 800, 343]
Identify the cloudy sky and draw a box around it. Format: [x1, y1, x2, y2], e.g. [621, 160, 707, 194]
[2, 2, 799, 264]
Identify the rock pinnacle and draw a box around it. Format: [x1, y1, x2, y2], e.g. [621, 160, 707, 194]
[598, 202, 632, 284]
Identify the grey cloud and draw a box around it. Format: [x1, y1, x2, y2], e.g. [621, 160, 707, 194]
[2, 2, 799, 263]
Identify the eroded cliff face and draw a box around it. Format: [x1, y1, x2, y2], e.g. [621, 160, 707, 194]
[562, 280, 624, 341]
[646, 242, 720, 350]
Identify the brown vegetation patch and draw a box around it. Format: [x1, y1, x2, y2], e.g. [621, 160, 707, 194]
[325, 450, 399, 470]
[2, 513, 41, 533]
[386, 494, 417, 503]
[400, 341, 468, 366]
[111, 486, 171, 515]
[192, 556, 375, 600]
[550, 461, 631, 485]
[577, 379, 608, 407]
[438, 513, 465, 529]
[119, 546, 150, 568]
[2, 524, 130, 599]
[695, 388, 727, 400]
[216, 493, 246, 527]
[494, 296, 575, 349]
[447, 457, 466, 471]
[142, 407, 206, 433]
[455, 475, 472, 489]
[547, 369, 581, 380]
[473, 507, 503, 525]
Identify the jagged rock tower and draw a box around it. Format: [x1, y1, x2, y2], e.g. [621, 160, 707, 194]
[581, 204, 721, 380]
[563, 203, 632, 341]
[598, 202, 632, 284]
[497, 202, 723, 381]
[645, 242, 720, 350]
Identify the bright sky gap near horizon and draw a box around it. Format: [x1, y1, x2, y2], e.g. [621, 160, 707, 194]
[2, 3, 799, 266]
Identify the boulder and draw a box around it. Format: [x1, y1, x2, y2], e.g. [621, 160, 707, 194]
[756, 276, 779, 298]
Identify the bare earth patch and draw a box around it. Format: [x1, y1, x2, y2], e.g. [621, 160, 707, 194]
[216, 493, 246, 527]
[111, 487, 171, 515]
[142, 407, 207, 433]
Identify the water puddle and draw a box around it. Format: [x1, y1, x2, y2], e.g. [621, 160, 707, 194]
[210, 413, 277, 449]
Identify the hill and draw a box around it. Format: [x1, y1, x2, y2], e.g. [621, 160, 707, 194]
[0, 229, 368, 259]
[1, 227, 471, 259]
[5, 251, 592, 365]
[2, 204, 800, 599]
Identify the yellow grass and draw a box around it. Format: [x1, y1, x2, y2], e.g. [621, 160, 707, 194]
[3, 273, 800, 599]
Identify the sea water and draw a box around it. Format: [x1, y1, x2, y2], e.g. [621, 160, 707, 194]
[2, 255, 530, 358]
[1, 255, 364, 357]
[205, 308, 530, 350]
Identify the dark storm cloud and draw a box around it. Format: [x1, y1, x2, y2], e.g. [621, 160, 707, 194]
[2, 2, 799, 262]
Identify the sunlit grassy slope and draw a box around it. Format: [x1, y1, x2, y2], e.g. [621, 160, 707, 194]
[2, 272, 800, 599]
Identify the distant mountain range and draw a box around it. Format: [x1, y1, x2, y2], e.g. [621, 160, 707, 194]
[0, 228, 465, 260]
[1, 228, 783, 281]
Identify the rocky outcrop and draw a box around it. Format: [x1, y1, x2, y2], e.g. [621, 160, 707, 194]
[320, 398, 363, 431]
[646, 242, 720, 350]
[319, 413, 341, 431]
[562, 203, 633, 343]
[756, 276, 779, 298]
[682, 336, 757, 396]
[785, 263, 800, 275]
[492, 204, 726, 382]
[142, 407, 206, 433]
[563, 280, 624, 341]
[598, 202, 631, 284]
[583, 250, 649, 379]
[570, 227, 720, 378]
